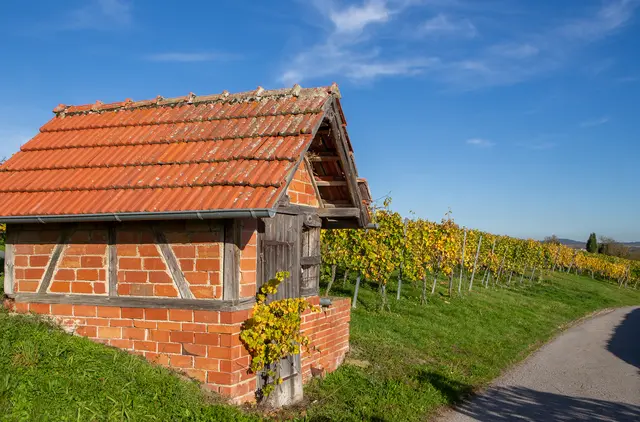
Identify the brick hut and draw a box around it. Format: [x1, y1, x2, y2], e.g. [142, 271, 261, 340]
[0, 84, 371, 404]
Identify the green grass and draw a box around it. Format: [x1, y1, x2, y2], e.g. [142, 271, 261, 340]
[1, 272, 639, 421]
[297, 272, 640, 421]
[0, 307, 259, 421]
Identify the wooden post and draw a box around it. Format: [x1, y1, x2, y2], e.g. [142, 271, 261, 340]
[342, 268, 350, 286]
[352, 274, 361, 309]
[496, 252, 506, 286]
[551, 249, 560, 272]
[508, 270, 513, 286]
[486, 239, 496, 288]
[108, 225, 118, 297]
[468, 235, 482, 291]
[325, 264, 337, 297]
[566, 251, 576, 274]
[529, 267, 536, 283]
[520, 266, 526, 284]
[448, 271, 454, 297]
[421, 272, 428, 305]
[397, 218, 409, 301]
[3, 234, 14, 295]
[458, 229, 467, 295]
[431, 256, 442, 295]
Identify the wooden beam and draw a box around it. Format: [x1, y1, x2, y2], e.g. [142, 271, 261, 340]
[38, 228, 74, 294]
[303, 157, 324, 209]
[327, 102, 363, 224]
[307, 156, 340, 162]
[223, 220, 241, 301]
[108, 225, 118, 297]
[317, 207, 360, 219]
[4, 230, 14, 296]
[276, 204, 318, 216]
[316, 180, 347, 187]
[153, 228, 195, 300]
[9, 293, 255, 311]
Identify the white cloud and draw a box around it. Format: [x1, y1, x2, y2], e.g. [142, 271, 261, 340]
[280, 0, 639, 89]
[579, 116, 610, 128]
[145, 52, 239, 63]
[330, 0, 390, 33]
[280, 0, 439, 84]
[419, 14, 477, 37]
[466, 138, 495, 148]
[65, 0, 133, 30]
[560, 0, 638, 41]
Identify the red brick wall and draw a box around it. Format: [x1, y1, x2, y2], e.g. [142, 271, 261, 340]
[5, 297, 351, 403]
[7, 301, 258, 403]
[10, 222, 226, 299]
[300, 297, 351, 381]
[287, 164, 320, 207]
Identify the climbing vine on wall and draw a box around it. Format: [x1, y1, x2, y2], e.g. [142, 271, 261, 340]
[239, 271, 320, 400]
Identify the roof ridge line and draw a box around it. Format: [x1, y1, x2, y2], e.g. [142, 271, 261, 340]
[0, 157, 297, 173]
[55, 83, 341, 116]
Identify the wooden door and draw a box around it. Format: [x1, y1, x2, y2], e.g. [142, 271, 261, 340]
[257, 213, 303, 406]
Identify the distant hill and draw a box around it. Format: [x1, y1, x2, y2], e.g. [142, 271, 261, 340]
[556, 239, 640, 260]
[558, 238, 586, 248]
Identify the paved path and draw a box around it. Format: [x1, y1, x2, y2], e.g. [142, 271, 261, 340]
[438, 306, 640, 421]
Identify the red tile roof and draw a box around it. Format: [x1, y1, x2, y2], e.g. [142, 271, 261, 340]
[0, 85, 342, 219]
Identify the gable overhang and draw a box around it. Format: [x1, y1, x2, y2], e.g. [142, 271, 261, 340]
[279, 97, 371, 229]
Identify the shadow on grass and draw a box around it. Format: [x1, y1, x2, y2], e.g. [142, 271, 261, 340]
[607, 308, 640, 371]
[416, 371, 473, 404]
[452, 386, 640, 421]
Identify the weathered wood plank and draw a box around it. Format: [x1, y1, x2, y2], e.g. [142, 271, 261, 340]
[302, 213, 322, 228]
[317, 207, 360, 219]
[4, 231, 14, 295]
[307, 155, 340, 162]
[327, 101, 363, 224]
[10, 293, 254, 311]
[304, 157, 324, 208]
[38, 228, 74, 294]
[301, 256, 322, 266]
[223, 220, 240, 301]
[108, 225, 118, 297]
[276, 204, 318, 216]
[315, 180, 347, 187]
[153, 228, 195, 300]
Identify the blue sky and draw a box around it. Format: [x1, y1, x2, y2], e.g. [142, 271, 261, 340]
[1, 0, 639, 241]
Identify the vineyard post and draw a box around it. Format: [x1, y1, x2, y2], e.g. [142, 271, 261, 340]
[566, 251, 577, 273]
[508, 270, 513, 286]
[448, 271, 454, 297]
[397, 218, 409, 301]
[352, 274, 361, 309]
[421, 271, 428, 305]
[458, 229, 467, 295]
[325, 264, 337, 297]
[486, 239, 496, 288]
[468, 235, 482, 291]
[529, 267, 536, 283]
[431, 256, 443, 295]
[551, 248, 560, 272]
[496, 252, 506, 287]
[342, 268, 350, 286]
[519, 266, 526, 284]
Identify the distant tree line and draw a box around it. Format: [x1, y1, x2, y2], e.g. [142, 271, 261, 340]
[542, 233, 638, 262]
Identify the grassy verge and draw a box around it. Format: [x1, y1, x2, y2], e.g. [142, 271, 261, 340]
[1, 272, 638, 421]
[297, 272, 640, 421]
[0, 306, 259, 421]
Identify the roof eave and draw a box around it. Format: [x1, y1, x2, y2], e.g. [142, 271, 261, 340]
[0, 208, 277, 224]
